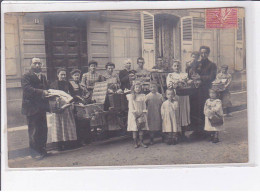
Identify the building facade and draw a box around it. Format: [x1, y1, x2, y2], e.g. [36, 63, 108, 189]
[4, 8, 246, 127]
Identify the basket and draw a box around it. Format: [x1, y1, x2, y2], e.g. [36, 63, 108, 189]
[176, 87, 197, 96]
[74, 103, 104, 119]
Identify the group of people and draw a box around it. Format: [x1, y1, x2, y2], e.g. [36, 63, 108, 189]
[21, 58, 123, 158]
[21, 45, 232, 158]
[125, 46, 232, 148]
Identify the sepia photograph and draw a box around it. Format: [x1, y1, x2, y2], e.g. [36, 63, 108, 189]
[3, 5, 248, 168]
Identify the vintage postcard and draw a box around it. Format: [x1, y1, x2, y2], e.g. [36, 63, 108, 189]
[3, 4, 248, 169]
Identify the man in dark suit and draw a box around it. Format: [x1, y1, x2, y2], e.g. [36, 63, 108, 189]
[190, 46, 217, 138]
[21, 58, 49, 158]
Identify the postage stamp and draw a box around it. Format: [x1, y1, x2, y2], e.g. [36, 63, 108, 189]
[206, 8, 238, 29]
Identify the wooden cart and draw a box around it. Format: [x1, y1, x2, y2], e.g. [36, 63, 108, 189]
[73, 81, 129, 141]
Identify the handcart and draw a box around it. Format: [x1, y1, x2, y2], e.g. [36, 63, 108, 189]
[73, 81, 129, 141]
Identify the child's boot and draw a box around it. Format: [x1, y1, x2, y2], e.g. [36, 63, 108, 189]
[133, 132, 139, 148]
[134, 138, 139, 148]
[181, 129, 188, 141]
[172, 133, 178, 145]
[150, 132, 154, 145]
[139, 133, 148, 148]
[212, 132, 219, 143]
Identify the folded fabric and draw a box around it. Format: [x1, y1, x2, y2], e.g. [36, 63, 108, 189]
[48, 89, 73, 103]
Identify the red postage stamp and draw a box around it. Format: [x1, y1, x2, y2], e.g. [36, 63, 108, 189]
[206, 8, 238, 29]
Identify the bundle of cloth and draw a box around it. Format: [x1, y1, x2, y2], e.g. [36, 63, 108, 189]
[48, 89, 74, 103]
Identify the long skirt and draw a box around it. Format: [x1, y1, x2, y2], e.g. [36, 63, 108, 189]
[51, 105, 77, 142]
[176, 95, 190, 127]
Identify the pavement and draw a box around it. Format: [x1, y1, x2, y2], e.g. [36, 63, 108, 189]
[6, 91, 248, 168]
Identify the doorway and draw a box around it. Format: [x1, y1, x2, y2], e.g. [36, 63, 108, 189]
[44, 13, 87, 81]
[154, 14, 180, 68]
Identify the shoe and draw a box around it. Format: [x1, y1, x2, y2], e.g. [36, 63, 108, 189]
[149, 139, 154, 145]
[181, 135, 188, 142]
[140, 141, 148, 148]
[209, 134, 214, 142]
[172, 137, 178, 145]
[212, 137, 219, 143]
[29, 148, 41, 159]
[134, 139, 139, 149]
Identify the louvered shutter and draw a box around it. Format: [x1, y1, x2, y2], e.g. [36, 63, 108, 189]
[235, 18, 244, 70]
[141, 11, 155, 70]
[181, 16, 193, 72]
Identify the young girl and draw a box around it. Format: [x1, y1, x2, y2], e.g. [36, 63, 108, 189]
[127, 81, 149, 148]
[161, 89, 181, 145]
[145, 81, 164, 145]
[166, 60, 190, 139]
[204, 89, 224, 143]
[216, 65, 232, 116]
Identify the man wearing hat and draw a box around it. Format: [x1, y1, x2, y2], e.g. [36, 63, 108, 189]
[21, 57, 49, 158]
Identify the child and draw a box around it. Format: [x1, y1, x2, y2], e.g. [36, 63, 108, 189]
[166, 60, 190, 140]
[216, 65, 232, 116]
[161, 89, 181, 145]
[145, 81, 164, 145]
[204, 89, 224, 143]
[186, 51, 202, 88]
[126, 81, 149, 148]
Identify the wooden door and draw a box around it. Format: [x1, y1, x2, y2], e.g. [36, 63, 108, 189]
[44, 14, 87, 81]
[110, 24, 141, 70]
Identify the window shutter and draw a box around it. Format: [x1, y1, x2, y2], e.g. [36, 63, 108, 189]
[181, 16, 193, 72]
[141, 11, 155, 70]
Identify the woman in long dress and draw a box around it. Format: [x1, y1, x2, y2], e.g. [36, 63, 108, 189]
[50, 68, 77, 151]
[166, 60, 190, 139]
